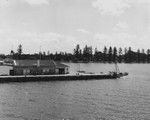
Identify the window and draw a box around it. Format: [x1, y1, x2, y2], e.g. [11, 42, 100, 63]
[43, 68, 49, 73]
[23, 69, 30, 75]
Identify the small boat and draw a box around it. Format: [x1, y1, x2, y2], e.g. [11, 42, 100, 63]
[113, 62, 128, 78]
[118, 72, 128, 77]
[108, 71, 128, 78]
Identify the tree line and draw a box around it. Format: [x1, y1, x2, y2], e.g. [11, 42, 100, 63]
[72, 45, 150, 63]
[1, 44, 150, 63]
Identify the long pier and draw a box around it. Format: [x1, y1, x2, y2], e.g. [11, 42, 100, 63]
[0, 73, 121, 83]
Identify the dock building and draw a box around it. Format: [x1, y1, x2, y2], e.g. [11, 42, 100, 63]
[1, 60, 69, 76]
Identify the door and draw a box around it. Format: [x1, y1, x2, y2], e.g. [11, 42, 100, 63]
[59, 68, 65, 74]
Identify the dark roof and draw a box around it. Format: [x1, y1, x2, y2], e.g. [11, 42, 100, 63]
[14, 60, 69, 68]
[4, 58, 14, 64]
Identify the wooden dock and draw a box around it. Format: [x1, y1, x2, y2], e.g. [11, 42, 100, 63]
[0, 73, 123, 83]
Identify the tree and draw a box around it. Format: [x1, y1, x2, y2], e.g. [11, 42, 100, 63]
[10, 50, 14, 54]
[17, 44, 23, 55]
[94, 48, 103, 62]
[142, 49, 146, 63]
[124, 47, 128, 63]
[103, 46, 107, 63]
[137, 49, 140, 63]
[94, 48, 98, 61]
[108, 46, 113, 63]
[127, 47, 133, 63]
[10, 50, 15, 59]
[16, 44, 23, 59]
[126, 47, 137, 63]
[73, 44, 82, 61]
[147, 49, 150, 63]
[83, 45, 93, 62]
[113, 47, 117, 62]
[118, 47, 123, 63]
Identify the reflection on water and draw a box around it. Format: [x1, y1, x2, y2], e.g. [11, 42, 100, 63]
[0, 63, 150, 120]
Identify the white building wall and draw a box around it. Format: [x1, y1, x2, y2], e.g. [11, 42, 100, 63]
[65, 67, 69, 74]
[0, 66, 13, 75]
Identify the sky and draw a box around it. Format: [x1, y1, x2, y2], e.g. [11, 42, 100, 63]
[0, 0, 150, 54]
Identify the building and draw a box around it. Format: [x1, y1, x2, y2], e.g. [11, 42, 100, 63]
[55, 62, 69, 74]
[10, 60, 69, 75]
[0, 66, 13, 76]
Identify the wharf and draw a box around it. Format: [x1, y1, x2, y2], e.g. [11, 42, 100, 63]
[0, 73, 121, 83]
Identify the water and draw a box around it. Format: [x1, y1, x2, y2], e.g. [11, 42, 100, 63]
[0, 63, 150, 120]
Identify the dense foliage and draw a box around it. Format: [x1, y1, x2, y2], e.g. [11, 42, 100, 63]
[1, 44, 150, 63]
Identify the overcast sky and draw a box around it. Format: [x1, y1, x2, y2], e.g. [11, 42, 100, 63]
[0, 0, 150, 54]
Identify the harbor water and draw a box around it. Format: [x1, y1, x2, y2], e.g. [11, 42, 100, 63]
[0, 63, 150, 120]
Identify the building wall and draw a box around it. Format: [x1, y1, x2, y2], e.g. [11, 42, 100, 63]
[13, 67, 23, 75]
[0, 66, 13, 75]
[12, 66, 56, 75]
[38, 67, 55, 75]
[65, 67, 69, 74]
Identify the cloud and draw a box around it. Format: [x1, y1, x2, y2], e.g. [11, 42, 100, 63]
[93, 32, 137, 49]
[93, 31, 150, 51]
[76, 29, 90, 34]
[0, 30, 77, 54]
[0, 0, 10, 7]
[92, 0, 150, 16]
[137, 0, 150, 4]
[113, 21, 129, 32]
[24, 0, 49, 5]
[92, 0, 130, 16]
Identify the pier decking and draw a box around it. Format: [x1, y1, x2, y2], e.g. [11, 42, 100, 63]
[0, 73, 120, 83]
